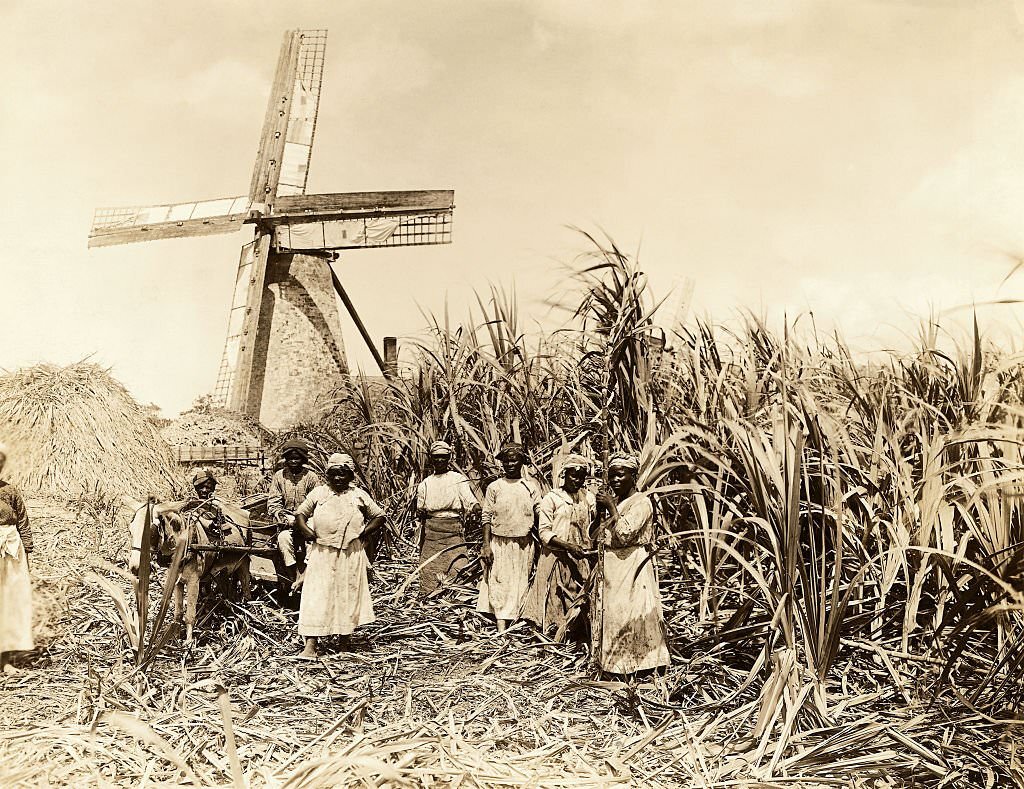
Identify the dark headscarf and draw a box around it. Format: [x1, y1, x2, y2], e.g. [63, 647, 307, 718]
[281, 438, 309, 459]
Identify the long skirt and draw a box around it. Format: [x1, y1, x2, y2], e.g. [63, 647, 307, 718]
[597, 545, 669, 674]
[520, 546, 590, 640]
[477, 535, 534, 620]
[0, 539, 33, 653]
[299, 541, 374, 637]
[419, 517, 468, 597]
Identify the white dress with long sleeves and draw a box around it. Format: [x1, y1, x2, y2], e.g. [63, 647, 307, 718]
[477, 477, 540, 620]
[597, 492, 669, 673]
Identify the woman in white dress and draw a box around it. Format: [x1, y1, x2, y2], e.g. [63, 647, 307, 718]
[294, 453, 384, 659]
[594, 454, 669, 676]
[477, 443, 540, 632]
[0, 441, 33, 674]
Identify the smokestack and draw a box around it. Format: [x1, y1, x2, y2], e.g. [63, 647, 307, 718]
[383, 337, 399, 378]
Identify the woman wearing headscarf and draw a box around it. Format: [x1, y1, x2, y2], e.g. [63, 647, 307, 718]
[477, 443, 541, 633]
[520, 454, 595, 642]
[0, 441, 33, 674]
[414, 441, 480, 597]
[293, 453, 384, 658]
[593, 454, 669, 675]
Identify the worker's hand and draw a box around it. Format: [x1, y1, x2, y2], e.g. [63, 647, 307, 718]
[283, 513, 296, 526]
[562, 541, 587, 560]
[595, 490, 615, 512]
[416, 508, 428, 521]
[480, 542, 494, 567]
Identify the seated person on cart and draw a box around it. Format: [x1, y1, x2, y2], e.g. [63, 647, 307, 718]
[190, 467, 250, 542]
[268, 439, 322, 590]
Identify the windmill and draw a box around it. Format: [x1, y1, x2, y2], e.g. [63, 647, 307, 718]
[88, 29, 454, 429]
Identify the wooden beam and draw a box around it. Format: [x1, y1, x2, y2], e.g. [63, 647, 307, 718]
[273, 190, 454, 217]
[328, 261, 390, 378]
[248, 31, 301, 210]
[228, 234, 272, 416]
[88, 214, 246, 248]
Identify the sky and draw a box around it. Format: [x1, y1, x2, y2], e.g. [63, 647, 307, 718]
[4, 0, 1024, 416]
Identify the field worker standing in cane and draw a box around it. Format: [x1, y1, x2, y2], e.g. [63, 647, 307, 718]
[415, 441, 480, 597]
[594, 454, 669, 676]
[0, 441, 33, 675]
[268, 439, 321, 596]
[293, 453, 384, 659]
[521, 454, 595, 642]
[477, 443, 540, 633]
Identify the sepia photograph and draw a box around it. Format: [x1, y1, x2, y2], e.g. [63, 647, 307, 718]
[3, 1, 1024, 785]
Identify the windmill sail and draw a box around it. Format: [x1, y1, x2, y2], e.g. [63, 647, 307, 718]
[268, 189, 455, 250]
[88, 196, 251, 248]
[213, 237, 271, 408]
[277, 30, 327, 197]
[250, 29, 327, 209]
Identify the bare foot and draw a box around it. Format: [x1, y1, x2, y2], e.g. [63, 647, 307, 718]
[298, 636, 318, 660]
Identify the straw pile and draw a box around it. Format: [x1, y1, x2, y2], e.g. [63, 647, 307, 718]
[2, 498, 1022, 788]
[0, 362, 179, 503]
[161, 408, 268, 449]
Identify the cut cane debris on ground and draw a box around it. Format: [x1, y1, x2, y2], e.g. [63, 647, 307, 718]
[0, 497, 1021, 787]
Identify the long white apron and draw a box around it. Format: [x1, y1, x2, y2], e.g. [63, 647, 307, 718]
[299, 540, 374, 637]
[0, 525, 33, 653]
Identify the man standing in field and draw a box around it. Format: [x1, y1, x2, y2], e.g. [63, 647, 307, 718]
[477, 443, 540, 633]
[415, 441, 480, 597]
[268, 439, 321, 593]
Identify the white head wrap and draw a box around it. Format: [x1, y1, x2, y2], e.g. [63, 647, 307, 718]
[561, 453, 590, 471]
[326, 453, 355, 472]
[608, 454, 640, 473]
[429, 440, 453, 456]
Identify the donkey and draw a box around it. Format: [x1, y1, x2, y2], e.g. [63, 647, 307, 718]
[128, 500, 251, 643]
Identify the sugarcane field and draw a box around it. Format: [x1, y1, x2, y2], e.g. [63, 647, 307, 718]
[7, 5, 1024, 788]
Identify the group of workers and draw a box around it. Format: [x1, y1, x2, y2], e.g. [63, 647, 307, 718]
[0, 435, 670, 678]
[254, 437, 669, 675]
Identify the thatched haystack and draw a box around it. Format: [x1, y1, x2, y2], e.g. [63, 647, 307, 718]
[0, 362, 180, 503]
[160, 400, 270, 448]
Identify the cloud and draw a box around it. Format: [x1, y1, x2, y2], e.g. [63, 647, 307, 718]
[727, 46, 825, 98]
[909, 77, 1024, 252]
[181, 58, 267, 110]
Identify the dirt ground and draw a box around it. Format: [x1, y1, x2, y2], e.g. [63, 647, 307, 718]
[0, 498, 1021, 787]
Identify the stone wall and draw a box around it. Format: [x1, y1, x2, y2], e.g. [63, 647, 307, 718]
[249, 252, 349, 429]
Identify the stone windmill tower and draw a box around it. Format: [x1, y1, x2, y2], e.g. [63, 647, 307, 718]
[88, 29, 454, 429]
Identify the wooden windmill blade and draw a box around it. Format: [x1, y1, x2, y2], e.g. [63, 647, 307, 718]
[88, 196, 251, 248]
[212, 236, 272, 409]
[277, 30, 327, 197]
[249, 29, 327, 210]
[269, 190, 455, 251]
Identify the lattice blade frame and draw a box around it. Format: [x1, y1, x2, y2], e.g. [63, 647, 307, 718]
[213, 236, 271, 408]
[272, 211, 453, 251]
[277, 30, 327, 197]
[88, 196, 250, 247]
[250, 29, 327, 209]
